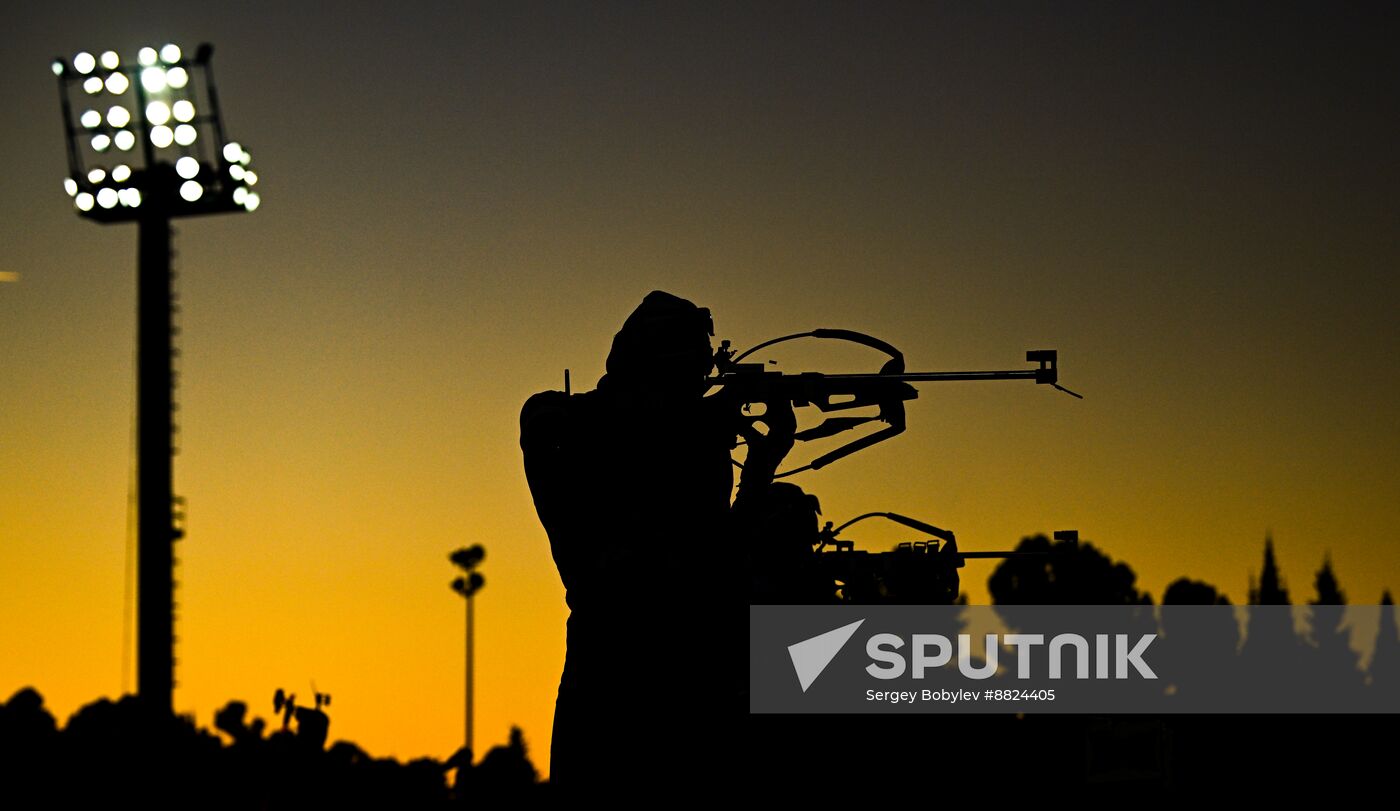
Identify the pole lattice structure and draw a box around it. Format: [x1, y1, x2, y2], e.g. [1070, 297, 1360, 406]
[136, 198, 175, 708]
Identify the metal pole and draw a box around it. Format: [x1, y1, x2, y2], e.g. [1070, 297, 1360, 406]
[136, 206, 175, 713]
[466, 592, 474, 756]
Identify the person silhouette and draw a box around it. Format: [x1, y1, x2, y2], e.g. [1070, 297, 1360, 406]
[521, 291, 792, 791]
[743, 482, 834, 605]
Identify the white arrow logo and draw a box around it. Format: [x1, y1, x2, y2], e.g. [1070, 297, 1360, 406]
[787, 619, 866, 692]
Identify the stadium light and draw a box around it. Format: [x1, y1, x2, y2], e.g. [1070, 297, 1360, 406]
[51, 42, 261, 715]
[53, 42, 261, 221]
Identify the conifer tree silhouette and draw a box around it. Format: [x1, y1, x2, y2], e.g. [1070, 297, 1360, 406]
[1369, 590, 1399, 700]
[1307, 556, 1362, 691]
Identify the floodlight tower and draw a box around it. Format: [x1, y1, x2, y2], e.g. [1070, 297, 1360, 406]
[51, 43, 262, 714]
[450, 546, 486, 756]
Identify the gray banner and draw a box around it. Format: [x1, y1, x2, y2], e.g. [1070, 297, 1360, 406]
[751, 604, 1400, 713]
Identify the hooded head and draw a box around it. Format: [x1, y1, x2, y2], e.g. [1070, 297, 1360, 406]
[601, 291, 715, 393]
[756, 482, 822, 542]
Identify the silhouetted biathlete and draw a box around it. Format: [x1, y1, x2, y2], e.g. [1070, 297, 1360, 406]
[742, 482, 837, 604]
[520, 291, 794, 790]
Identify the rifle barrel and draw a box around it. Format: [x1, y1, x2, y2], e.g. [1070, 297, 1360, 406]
[822, 370, 1044, 383]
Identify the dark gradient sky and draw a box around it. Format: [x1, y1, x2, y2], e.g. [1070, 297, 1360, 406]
[3, 2, 1398, 772]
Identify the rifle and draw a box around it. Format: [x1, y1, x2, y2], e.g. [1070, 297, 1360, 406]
[707, 329, 1081, 477]
[813, 512, 1054, 605]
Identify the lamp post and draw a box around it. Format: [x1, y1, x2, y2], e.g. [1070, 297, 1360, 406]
[450, 545, 486, 757]
[51, 43, 261, 714]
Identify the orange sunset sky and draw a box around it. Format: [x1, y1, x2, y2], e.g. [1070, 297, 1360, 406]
[3, 2, 1398, 774]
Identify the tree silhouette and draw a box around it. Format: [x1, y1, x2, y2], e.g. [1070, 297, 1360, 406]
[473, 727, 539, 790]
[0, 687, 58, 785]
[988, 533, 1155, 717]
[1162, 578, 1231, 606]
[1370, 590, 1399, 700]
[1248, 534, 1290, 605]
[1307, 555, 1362, 691]
[1159, 577, 1241, 707]
[1, 688, 540, 804]
[213, 700, 266, 746]
[988, 533, 1150, 605]
[1240, 535, 1308, 702]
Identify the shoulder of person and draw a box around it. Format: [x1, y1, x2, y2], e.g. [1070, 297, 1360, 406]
[520, 389, 608, 446]
[521, 389, 568, 419]
[520, 390, 568, 439]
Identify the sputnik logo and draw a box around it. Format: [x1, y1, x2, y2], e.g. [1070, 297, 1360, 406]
[787, 619, 865, 692]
